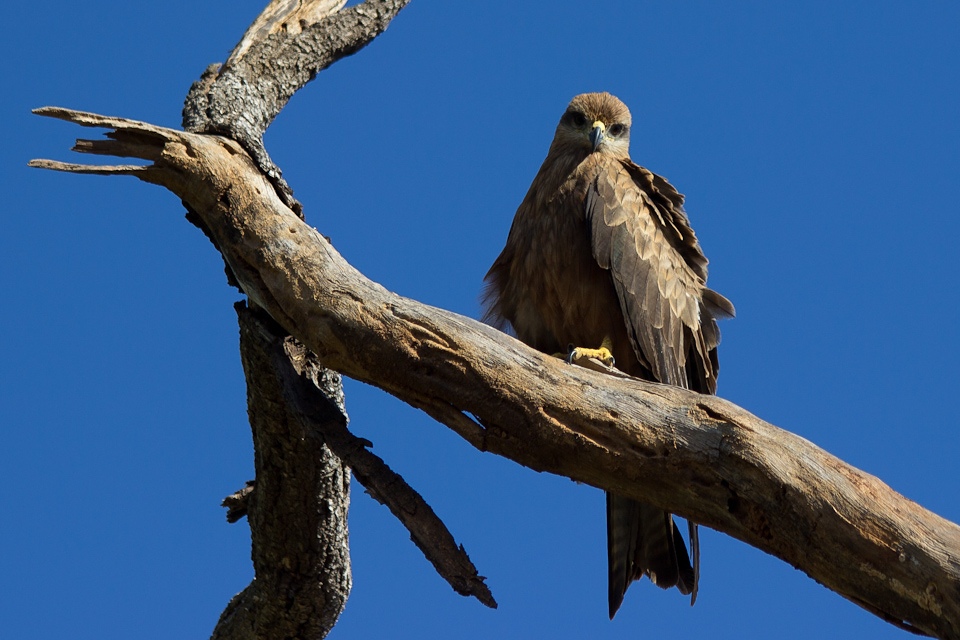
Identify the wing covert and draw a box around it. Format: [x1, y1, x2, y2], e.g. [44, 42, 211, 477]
[585, 158, 731, 391]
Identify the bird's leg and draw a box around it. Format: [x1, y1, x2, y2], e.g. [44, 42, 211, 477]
[563, 336, 616, 372]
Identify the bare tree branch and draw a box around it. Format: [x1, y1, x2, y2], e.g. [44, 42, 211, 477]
[29, 109, 960, 640]
[210, 302, 351, 640]
[183, 0, 411, 213]
[179, 1, 494, 635]
[224, 0, 347, 69]
[280, 330, 497, 609]
[222, 481, 255, 523]
[208, 297, 495, 640]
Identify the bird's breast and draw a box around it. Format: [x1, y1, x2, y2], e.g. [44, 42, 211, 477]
[504, 166, 630, 361]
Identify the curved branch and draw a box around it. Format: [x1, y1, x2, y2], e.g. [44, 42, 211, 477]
[182, 0, 411, 213]
[223, 0, 347, 70]
[187, 0, 409, 138]
[29, 110, 960, 640]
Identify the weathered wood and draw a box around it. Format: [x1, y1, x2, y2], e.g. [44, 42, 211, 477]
[277, 317, 497, 609]
[210, 303, 352, 640]
[30, 109, 960, 639]
[223, 0, 347, 70]
[179, 3, 456, 638]
[183, 0, 411, 213]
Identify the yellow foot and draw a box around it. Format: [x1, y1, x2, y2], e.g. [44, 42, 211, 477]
[562, 337, 616, 372]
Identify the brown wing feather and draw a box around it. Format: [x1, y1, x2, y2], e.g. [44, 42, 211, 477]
[585, 156, 732, 393]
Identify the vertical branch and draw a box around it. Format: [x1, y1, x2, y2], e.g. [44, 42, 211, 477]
[211, 303, 351, 640]
[177, 4, 410, 636]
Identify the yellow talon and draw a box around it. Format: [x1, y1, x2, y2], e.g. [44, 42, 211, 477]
[566, 336, 616, 371]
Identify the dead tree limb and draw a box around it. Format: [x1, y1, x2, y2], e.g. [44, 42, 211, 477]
[211, 302, 493, 640]
[265, 308, 496, 608]
[183, 0, 411, 213]
[29, 109, 960, 640]
[179, 1, 498, 636]
[211, 303, 352, 640]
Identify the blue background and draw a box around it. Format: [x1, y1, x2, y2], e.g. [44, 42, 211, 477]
[3, 1, 958, 638]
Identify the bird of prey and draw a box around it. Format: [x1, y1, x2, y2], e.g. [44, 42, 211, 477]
[483, 92, 733, 618]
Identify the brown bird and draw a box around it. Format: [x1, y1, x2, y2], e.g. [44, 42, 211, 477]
[483, 92, 734, 618]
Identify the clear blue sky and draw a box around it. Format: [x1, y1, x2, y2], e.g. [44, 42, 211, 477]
[3, 1, 959, 638]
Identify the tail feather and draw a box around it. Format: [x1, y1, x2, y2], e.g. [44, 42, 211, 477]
[684, 520, 700, 604]
[607, 492, 640, 618]
[635, 501, 680, 588]
[607, 492, 698, 618]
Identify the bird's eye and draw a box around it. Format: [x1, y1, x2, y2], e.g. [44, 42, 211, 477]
[564, 111, 588, 128]
[608, 124, 628, 137]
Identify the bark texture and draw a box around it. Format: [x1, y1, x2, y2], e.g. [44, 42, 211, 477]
[178, 2, 495, 638]
[183, 0, 411, 213]
[29, 110, 960, 639]
[211, 303, 352, 640]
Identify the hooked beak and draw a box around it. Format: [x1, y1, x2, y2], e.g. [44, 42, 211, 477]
[589, 120, 606, 151]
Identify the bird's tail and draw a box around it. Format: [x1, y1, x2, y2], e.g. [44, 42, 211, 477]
[606, 492, 698, 618]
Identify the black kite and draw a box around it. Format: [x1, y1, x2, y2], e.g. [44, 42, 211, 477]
[483, 92, 734, 618]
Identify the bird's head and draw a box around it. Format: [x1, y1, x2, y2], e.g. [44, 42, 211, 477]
[553, 92, 632, 158]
